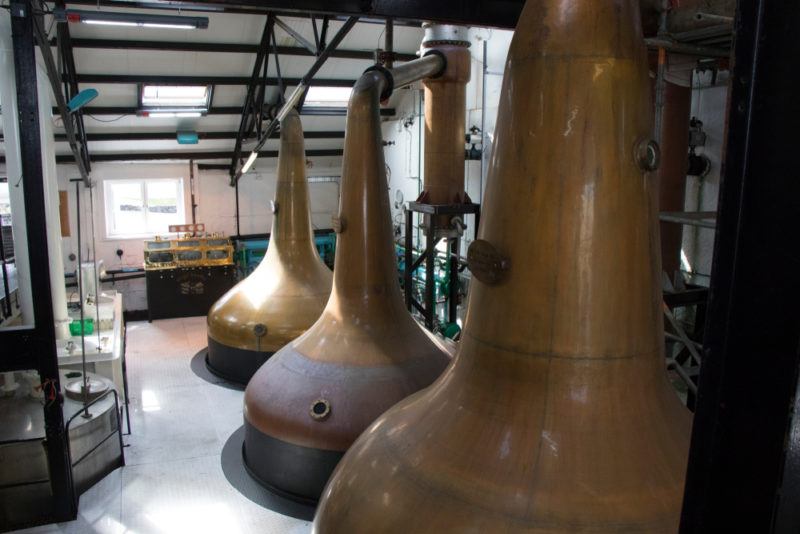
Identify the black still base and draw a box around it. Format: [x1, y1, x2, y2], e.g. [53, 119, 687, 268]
[243, 419, 344, 504]
[221, 426, 316, 521]
[206, 337, 274, 386]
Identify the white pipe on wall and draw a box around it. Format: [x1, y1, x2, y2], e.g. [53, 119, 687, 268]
[36, 64, 72, 340]
[0, 11, 34, 325]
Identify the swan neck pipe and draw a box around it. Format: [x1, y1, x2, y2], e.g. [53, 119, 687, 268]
[328, 70, 403, 315]
[391, 54, 445, 89]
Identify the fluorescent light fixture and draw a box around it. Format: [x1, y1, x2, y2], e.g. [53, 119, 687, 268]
[241, 151, 258, 174]
[139, 108, 207, 118]
[142, 23, 198, 30]
[144, 112, 202, 118]
[83, 19, 137, 27]
[304, 86, 353, 108]
[55, 8, 209, 30]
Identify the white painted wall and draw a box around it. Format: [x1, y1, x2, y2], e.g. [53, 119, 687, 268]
[681, 71, 730, 284]
[56, 159, 342, 311]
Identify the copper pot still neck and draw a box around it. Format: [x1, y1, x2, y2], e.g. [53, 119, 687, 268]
[205, 109, 331, 359]
[314, 1, 691, 532]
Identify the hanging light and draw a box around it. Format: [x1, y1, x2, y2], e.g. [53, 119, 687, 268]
[240, 151, 258, 174]
[54, 9, 209, 30]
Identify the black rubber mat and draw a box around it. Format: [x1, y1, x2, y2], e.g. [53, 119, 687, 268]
[189, 348, 244, 391]
[220, 425, 316, 522]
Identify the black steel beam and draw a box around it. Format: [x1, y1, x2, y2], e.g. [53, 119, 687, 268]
[29, 0, 89, 183]
[232, 15, 358, 184]
[58, 105, 395, 116]
[46, 37, 419, 61]
[679, 1, 800, 533]
[198, 164, 237, 171]
[48, 0, 422, 25]
[69, 73, 356, 86]
[8, 0, 76, 523]
[55, 0, 91, 172]
[53, 148, 343, 163]
[52, 130, 344, 142]
[231, 15, 275, 178]
[63, 0, 524, 28]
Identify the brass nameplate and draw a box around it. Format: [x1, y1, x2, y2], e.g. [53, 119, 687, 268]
[467, 239, 510, 285]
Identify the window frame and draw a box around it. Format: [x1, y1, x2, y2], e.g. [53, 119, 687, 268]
[303, 86, 353, 109]
[103, 177, 186, 240]
[137, 83, 214, 115]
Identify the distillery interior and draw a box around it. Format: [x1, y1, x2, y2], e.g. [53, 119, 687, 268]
[0, 0, 797, 533]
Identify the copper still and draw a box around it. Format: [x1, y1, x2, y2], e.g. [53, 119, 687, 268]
[206, 110, 332, 384]
[417, 24, 472, 237]
[242, 55, 452, 503]
[314, 1, 692, 532]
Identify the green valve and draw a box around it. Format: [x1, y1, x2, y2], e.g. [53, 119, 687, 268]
[442, 322, 461, 340]
[69, 318, 95, 336]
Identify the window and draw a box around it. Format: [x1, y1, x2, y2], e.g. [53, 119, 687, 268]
[304, 86, 352, 108]
[0, 180, 10, 227]
[104, 178, 185, 238]
[138, 84, 212, 117]
[0, 180, 13, 260]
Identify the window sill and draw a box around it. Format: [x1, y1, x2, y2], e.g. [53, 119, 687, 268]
[104, 234, 164, 242]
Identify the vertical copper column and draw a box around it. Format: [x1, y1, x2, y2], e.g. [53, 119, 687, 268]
[242, 59, 450, 503]
[206, 110, 332, 384]
[314, 1, 691, 532]
[418, 25, 472, 236]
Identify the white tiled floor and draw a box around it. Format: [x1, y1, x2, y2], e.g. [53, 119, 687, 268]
[14, 317, 311, 534]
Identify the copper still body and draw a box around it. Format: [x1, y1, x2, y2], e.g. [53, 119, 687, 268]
[242, 56, 451, 503]
[314, 1, 692, 532]
[417, 25, 472, 237]
[206, 110, 332, 384]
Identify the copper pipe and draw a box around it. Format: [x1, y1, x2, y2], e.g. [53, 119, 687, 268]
[314, 1, 691, 531]
[242, 63, 450, 501]
[387, 53, 445, 91]
[205, 109, 332, 384]
[418, 35, 472, 236]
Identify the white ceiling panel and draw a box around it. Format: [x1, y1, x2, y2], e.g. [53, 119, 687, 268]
[73, 49, 258, 77]
[42, 11, 420, 161]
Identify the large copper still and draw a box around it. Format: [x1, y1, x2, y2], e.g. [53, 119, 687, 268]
[206, 110, 332, 384]
[242, 55, 452, 503]
[314, 1, 692, 532]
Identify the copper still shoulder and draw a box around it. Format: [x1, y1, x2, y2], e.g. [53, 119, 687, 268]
[314, 1, 691, 532]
